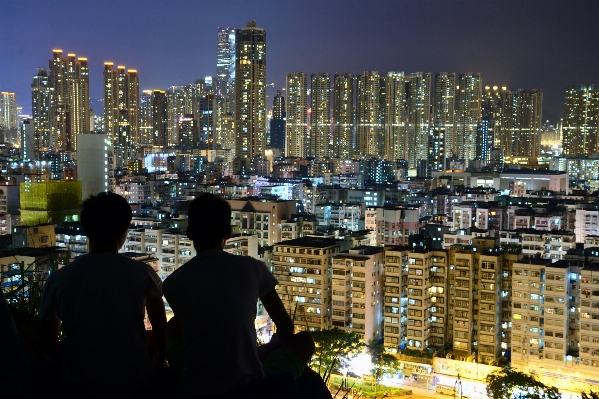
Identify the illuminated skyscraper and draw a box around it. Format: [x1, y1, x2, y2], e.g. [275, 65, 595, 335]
[455, 73, 482, 164]
[433, 72, 455, 158]
[512, 89, 543, 158]
[198, 93, 217, 150]
[178, 114, 198, 153]
[139, 90, 153, 145]
[286, 72, 308, 158]
[407, 72, 431, 168]
[103, 63, 139, 146]
[217, 27, 236, 114]
[167, 86, 186, 147]
[562, 85, 599, 155]
[152, 90, 168, 147]
[482, 85, 512, 154]
[475, 118, 492, 161]
[310, 73, 331, 159]
[357, 71, 382, 157]
[31, 68, 52, 151]
[0, 92, 18, 145]
[270, 91, 285, 150]
[428, 123, 445, 174]
[385, 71, 407, 161]
[333, 73, 354, 160]
[48, 50, 90, 150]
[235, 21, 266, 160]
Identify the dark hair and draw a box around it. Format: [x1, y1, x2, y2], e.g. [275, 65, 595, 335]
[81, 192, 132, 244]
[187, 194, 231, 244]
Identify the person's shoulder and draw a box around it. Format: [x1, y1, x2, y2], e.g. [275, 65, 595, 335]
[163, 256, 199, 286]
[48, 256, 84, 277]
[112, 253, 154, 270]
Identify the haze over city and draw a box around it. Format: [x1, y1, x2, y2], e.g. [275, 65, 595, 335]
[2, 0, 599, 121]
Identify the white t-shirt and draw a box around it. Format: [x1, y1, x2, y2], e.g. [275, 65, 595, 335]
[163, 249, 278, 396]
[39, 252, 162, 396]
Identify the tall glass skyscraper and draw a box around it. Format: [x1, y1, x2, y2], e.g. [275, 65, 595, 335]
[270, 91, 285, 150]
[217, 27, 235, 115]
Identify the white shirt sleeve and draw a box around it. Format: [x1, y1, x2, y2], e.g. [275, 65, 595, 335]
[146, 265, 163, 299]
[255, 259, 278, 298]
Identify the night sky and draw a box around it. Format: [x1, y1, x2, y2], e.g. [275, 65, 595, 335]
[1, 0, 598, 123]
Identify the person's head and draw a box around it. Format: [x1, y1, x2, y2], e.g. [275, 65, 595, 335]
[187, 193, 231, 250]
[81, 192, 132, 249]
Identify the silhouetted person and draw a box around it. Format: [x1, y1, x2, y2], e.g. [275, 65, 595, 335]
[39, 192, 166, 398]
[163, 193, 314, 397]
[0, 290, 30, 399]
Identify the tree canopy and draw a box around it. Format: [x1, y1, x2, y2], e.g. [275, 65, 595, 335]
[366, 338, 401, 392]
[310, 328, 364, 383]
[486, 366, 561, 399]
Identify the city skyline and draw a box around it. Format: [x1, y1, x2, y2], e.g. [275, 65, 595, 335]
[1, 1, 598, 122]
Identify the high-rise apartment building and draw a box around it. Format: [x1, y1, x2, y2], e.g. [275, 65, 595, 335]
[217, 27, 236, 114]
[103, 63, 139, 146]
[385, 71, 407, 161]
[139, 90, 153, 145]
[235, 21, 266, 160]
[167, 86, 187, 147]
[0, 92, 18, 145]
[563, 85, 599, 155]
[270, 91, 285, 150]
[383, 247, 450, 353]
[482, 85, 512, 155]
[310, 73, 331, 159]
[510, 259, 577, 380]
[48, 50, 90, 150]
[197, 94, 216, 150]
[178, 114, 198, 153]
[455, 73, 482, 164]
[407, 72, 431, 168]
[151, 90, 168, 147]
[513, 89, 543, 158]
[433, 73, 456, 159]
[31, 68, 52, 152]
[272, 237, 341, 331]
[333, 73, 354, 160]
[331, 246, 385, 342]
[77, 133, 115, 198]
[20, 119, 35, 161]
[357, 71, 382, 157]
[286, 72, 308, 158]
[476, 117, 493, 161]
